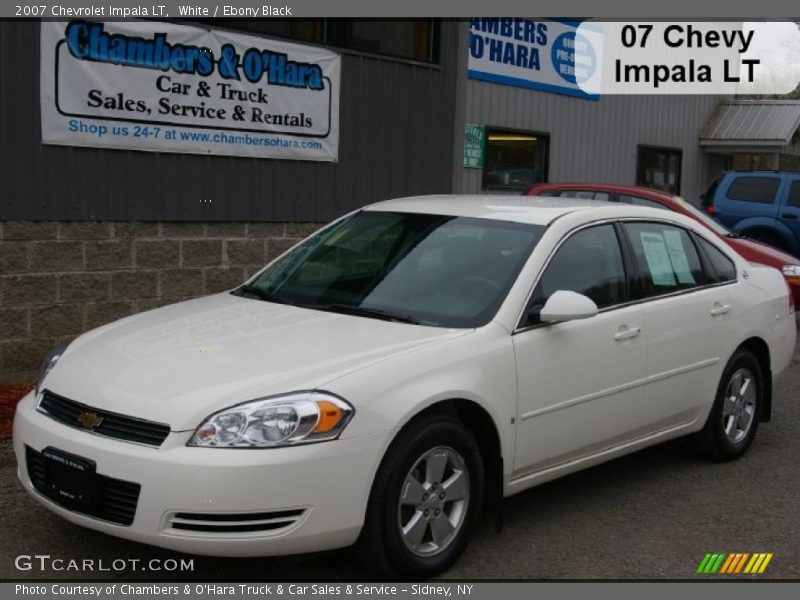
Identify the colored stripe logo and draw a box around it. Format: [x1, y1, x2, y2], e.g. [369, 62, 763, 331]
[696, 552, 773, 574]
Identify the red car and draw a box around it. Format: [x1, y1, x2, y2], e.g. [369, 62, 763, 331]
[526, 182, 800, 307]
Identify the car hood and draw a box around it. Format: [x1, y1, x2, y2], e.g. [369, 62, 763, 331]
[42, 293, 468, 430]
[726, 235, 798, 267]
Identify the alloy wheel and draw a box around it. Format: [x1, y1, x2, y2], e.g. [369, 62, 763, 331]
[722, 367, 757, 444]
[397, 446, 470, 557]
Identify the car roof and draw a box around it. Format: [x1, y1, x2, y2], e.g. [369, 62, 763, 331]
[364, 194, 631, 226]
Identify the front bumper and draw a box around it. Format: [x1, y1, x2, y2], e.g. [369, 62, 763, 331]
[13, 391, 384, 557]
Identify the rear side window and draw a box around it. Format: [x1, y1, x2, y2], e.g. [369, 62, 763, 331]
[695, 236, 737, 283]
[726, 176, 779, 204]
[556, 190, 611, 201]
[623, 222, 705, 298]
[524, 224, 626, 325]
[619, 195, 668, 210]
[787, 181, 800, 208]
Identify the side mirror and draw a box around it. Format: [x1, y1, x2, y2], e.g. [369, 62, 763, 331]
[540, 290, 598, 323]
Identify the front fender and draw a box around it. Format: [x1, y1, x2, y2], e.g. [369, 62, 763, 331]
[329, 323, 517, 510]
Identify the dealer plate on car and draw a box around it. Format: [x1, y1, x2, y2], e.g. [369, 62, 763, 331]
[41, 447, 98, 507]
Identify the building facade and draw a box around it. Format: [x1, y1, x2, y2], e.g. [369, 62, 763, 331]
[0, 19, 780, 380]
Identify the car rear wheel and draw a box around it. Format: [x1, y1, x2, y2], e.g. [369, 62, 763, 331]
[694, 349, 763, 461]
[356, 415, 484, 578]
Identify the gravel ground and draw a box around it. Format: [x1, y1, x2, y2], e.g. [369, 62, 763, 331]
[1, 340, 797, 581]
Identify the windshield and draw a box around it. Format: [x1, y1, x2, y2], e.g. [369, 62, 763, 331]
[241, 211, 545, 328]
[673, 196, 735, 237]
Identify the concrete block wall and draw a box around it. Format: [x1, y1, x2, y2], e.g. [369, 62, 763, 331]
[0, 221, 324, 382]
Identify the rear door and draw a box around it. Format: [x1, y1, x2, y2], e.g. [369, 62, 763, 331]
[620, 221, 737, 429]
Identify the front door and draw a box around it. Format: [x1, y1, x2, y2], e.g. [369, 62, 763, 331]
[512, 224, 647, 477]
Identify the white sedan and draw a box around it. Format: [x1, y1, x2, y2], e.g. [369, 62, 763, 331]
[14, 196, 796, 577]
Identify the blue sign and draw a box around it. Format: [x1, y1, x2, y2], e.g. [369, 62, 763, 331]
[467, 19, 601, 100]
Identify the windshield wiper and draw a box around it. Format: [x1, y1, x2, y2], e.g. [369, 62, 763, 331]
[234, 289, 421, 324]
[308, 303, 421, 325]
[233, 284, 289, 305]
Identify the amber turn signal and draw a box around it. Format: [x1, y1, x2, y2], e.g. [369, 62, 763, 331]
[314, 400, 345, 433]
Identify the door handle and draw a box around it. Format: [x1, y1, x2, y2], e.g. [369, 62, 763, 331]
[614, 326, 641, 341]
[710, 303, 732, 316]
[782, 214, 798, 220]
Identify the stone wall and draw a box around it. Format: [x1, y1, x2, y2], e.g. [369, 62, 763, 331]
[0, 221, 324, 382]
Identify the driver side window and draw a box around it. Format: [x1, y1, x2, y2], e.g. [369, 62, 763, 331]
[523, 224, 627, 326]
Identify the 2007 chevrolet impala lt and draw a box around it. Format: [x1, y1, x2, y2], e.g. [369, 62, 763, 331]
[14, 196, 796, 576]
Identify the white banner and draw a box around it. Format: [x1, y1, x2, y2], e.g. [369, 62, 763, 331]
[576, 21, 800, 95]
[40, 20, 341, 161]
[467, 19, 603, 100]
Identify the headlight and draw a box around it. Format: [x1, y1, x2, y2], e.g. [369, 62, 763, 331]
[35, 345, 67, 396]
[782, 265, 800, 279]
[188, 392, 354, 448]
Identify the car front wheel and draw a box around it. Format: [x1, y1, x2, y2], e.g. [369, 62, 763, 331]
[356, 415, 485, 578]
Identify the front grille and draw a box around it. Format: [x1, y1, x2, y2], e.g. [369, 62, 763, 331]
[167, 509, 306, 534]
[25, 446, 141, 526]
[39, 390, 171, 447]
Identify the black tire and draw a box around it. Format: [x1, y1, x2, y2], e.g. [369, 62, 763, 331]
[694, 349, 763, 461]
[355, 415, 485, 578]
[746, 230, 787, 253]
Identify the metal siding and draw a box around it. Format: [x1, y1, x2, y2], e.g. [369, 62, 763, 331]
[1, 21, 459, 222]
[700, 100, 800, 143]
[455, 18, 724, 203]
[459, 79, 723, 201]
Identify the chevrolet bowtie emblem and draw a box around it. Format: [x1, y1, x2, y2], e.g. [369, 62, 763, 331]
[77, 411, 103, 429]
